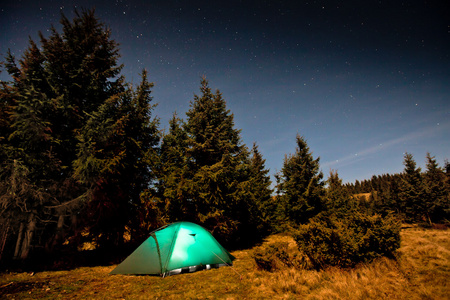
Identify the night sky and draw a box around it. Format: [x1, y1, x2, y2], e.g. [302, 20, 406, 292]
[1, 0, 449, 184]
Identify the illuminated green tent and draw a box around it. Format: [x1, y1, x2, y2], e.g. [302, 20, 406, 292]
[110, 222, 234, 276]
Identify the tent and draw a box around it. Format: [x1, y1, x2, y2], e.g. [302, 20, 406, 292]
[110, 222, 234, 277]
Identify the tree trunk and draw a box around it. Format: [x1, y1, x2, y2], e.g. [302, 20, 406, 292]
[71, 214, 77, 228]
[48, 214, 65, 253]
[427, 212, 433, 227]
[0, 222, 10, 262]
[19, 213, 36, 260]
[13, 222, 24, 259]
[70, 214, 79, 249]
[56, 214, 65, 242]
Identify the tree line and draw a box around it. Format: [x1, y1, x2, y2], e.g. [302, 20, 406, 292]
[343, 153, 450, 225]
[0, 9, 448, 267]
[0, 9, 273, 264]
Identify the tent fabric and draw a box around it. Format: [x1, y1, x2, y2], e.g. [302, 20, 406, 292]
[110, 222, 234, 276]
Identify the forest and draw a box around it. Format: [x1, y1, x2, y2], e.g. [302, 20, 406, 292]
[0, 9, 449, 273]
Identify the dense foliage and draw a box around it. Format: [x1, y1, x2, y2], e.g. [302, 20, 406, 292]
[344, 153, 450, 224]
[141, 79, 272, 247]
[0, 9, 159, 262]
[252, 240, 308, 271]
[275, 135, 325, 226]
[293, 213, 401, 269]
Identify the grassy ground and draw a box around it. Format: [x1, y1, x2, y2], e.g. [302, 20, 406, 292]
[1, 227, 448, 299]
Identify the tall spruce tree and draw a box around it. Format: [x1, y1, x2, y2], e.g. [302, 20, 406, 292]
[181, 78, 260, 246]
[374, 174, 396, 216]
[325, 170, 354, 216]
[277, 134, 325, 224]
[72, 69, 159, 247]
[1, 40, 63, 260]
[423, 153, 449, 223]
[248, 143, 274, 231]
[0, 68, 14, 164]
[153, 112, 192, 224]
[398, 152, 425, 222]
[0, 9, 159, 260]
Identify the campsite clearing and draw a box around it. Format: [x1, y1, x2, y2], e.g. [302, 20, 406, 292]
[1, 227, 449, 299]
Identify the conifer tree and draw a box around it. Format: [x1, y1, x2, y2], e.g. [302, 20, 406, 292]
[325, 170, 353, 215]
[185, 78, 243, 168]
[445, 160, 450, 176]
[398, 153, 425, 222]
[423, 153, 449, 223]
[72, 69, 159, 247]
[389, 174, 403, 214]
[0, 9, 159, 259]
[0, 70, 14, 163]
[277, 134, 325, 224]
[1, 39, 62, 259]
[181, 78, 259, 246]
[248, 143, 274, 229]
[354, 180, 361, 193]
[373, 174, 394, 215]
[155, 112, 192, 223]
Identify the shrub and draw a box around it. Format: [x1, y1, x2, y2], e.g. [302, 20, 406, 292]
[252, 240, 311, 271]
[293, 213, 401, 269]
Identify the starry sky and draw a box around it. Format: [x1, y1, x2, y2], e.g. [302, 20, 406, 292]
[1, 0, 449, 184]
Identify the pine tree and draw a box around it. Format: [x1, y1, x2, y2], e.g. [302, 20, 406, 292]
[1, 39, 62, 260]
[423, 153, 449, 223]
[155, 112, 192, 223]
[248, 143, 274, 230]
[373, 174, 393, 215]
[445, 160, 450, 176]
[0, 71, 14, 159]
[354, 180, 361, 193]
[185, 78, 243, 168]
[72, 70, 159, 247]
[325, 170, 354, 215]
[0, 9, 159, 260]
[398, 153, 425, 222]
[181, 78, 258, 246]
[277, 134, 325, 224]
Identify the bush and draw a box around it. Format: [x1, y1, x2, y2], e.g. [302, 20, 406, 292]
[293, 213, 401, 269]
[252, 240, 311, 271]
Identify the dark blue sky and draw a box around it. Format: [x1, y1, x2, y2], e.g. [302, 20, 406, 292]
[1, 0, 449, 183]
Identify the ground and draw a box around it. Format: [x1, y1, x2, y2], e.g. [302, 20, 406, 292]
[1, 227, 449, 299]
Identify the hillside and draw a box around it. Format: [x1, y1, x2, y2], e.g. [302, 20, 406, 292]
[1, 227, 449, 299]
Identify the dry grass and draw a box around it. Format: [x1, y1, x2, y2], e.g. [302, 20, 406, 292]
[1, 227, 449, 299]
